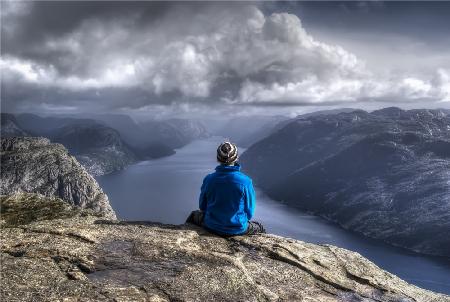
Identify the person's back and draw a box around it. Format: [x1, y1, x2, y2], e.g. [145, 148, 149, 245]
[186, 141, 265, 236]
[200, 162, 254, 234]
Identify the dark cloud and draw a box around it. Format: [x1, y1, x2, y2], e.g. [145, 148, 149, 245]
[2, 1, 171, 52]
[272, 1, 450, 42]
[2, 1, 182, 78]
[1, 1, 449, 115]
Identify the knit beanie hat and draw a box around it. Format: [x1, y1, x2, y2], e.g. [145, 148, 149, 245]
[217, 141, 238, 164]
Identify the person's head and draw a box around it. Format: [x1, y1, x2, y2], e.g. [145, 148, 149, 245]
[217, 141, 238, 165]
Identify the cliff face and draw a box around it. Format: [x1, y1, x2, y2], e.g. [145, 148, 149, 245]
[0, 137, 116, 219]
[240, 108, 450, 257]
[1, 194, 447, 302]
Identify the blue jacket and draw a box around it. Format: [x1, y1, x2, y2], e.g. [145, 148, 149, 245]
[199, 163, 256, 235]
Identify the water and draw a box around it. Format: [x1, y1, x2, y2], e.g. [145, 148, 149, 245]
[97, 137, 450, 295]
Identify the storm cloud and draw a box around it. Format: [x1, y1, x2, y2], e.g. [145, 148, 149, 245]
[1, 1, 450, 113]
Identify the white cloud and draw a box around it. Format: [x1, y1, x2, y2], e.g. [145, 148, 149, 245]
[1, 56, 140, 89]
[433, 69, 450, 102]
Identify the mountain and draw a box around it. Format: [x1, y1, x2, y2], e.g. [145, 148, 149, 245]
[240, 108, 450, 256]
[0, 137, 116, 219]
[79, 114, 207, 154]
[82, 114, 160, 146]
[14, 113, 208, 155]
[17, 113, 201, 159]
[50, 122, 137, 176]
[13, 114, 139, 175]
[13, 113, 176, 171]
[1, 194, 447, 301]
[299, 108, 362, 118]
[211, 115, 288, 148]
[164, 118, 210, 147]
[15, 113, 94, 136]
[0, 113, 30, 137]
[88, 115, 210, 157]
[139, 118, 209, 149]
[210, 110, 357, 148]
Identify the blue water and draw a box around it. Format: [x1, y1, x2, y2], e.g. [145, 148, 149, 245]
[97, 137, 450, 295]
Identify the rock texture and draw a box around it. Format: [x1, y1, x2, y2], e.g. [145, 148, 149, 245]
[241, 108, 450, 257]
[0, 137, 116, 219]
[1, 194, 448, 302]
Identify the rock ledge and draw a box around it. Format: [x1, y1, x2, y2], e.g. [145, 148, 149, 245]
[1, 194, 448, 302]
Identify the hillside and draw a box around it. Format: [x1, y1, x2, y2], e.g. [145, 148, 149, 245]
[12, 113, 211, 163]
[0, 113, 30, 137]
[51, 122, 137, 176]
[139, 118, 210, 149]
[10, 114, 142, 175]
[240, 108, 450, 256]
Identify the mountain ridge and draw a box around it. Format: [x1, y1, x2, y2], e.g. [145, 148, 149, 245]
[241, 108, 450, 257]
[5, 113, 210, 174]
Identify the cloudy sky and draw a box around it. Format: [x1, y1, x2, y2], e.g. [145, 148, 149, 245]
[1, 1, 450, 117]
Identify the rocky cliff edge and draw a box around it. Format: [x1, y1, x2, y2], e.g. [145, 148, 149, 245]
[1, 193, 448, 302]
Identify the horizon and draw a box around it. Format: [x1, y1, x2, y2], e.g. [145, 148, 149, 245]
[4, 106, 450, 124]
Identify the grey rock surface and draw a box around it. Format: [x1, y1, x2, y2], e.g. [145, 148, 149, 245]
[1, 193, 448, 302]
[0, 137, 116, 219]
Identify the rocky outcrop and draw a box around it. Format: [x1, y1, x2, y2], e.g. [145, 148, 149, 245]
[0, 137, 116, 219]
[1, 194, 447, 302]
[241, 108, 450, 257]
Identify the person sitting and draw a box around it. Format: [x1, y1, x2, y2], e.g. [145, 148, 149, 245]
[186, 141, 265, 236]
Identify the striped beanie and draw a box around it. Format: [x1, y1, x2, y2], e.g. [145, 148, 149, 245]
[217, 141, 238, 164]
